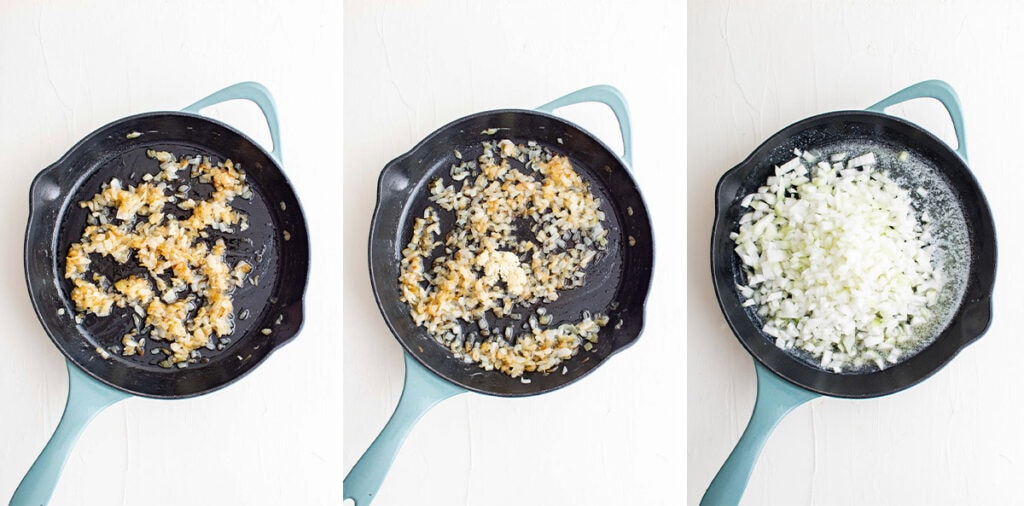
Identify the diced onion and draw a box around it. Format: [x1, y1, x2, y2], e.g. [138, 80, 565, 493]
[733, 150, 942, 372]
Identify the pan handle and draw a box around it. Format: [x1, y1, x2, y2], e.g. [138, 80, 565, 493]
[182, 81, 283, 162]
[866, 79, 968, 162]
[343, 354, 465, 505]
[10, 362, 129, 506]
[700, 361, 819, 506]
[536, 85, 633, 166]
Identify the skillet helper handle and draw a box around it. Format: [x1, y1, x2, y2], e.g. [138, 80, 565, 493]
[10, 362, 129, 506]
[700, 362, 819, 506]
[866, 79, 968, 162]
[536, 84, 633, 166]
[182, 81, 283, 162]
[343, 354, 464, 505]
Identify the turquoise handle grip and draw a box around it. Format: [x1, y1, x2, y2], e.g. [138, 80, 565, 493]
[700, 361, 819, 506]
[343, 354, 465, 505]
[10, 362, 129, 506]
[182, 81, 283, 162]
[866, 79, 968, 162]
[536, 84, 633, 166]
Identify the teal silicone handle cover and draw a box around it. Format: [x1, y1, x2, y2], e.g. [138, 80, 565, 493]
[182, 81, 283, 162]
[700, 361, 819, 506]
[10, 362, 129, 506]
[866, 79, 968, 162]
[343, 355, 465, 505]
[536, 84, 633, 166]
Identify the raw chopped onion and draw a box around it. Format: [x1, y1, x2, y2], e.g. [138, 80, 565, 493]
[730, 149, 943, 372]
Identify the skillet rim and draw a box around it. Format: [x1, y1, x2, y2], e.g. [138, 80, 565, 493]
[710, 109, 996, 399]
[25, 110, 311, 399]
[368, 107, 655, 397]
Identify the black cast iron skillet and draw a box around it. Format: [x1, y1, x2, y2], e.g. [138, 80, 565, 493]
[701, 80, 996, 505]
[344, 85, 654, 504]
[12, 82, 310, 506]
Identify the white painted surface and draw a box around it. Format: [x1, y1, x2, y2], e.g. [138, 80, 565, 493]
[689, 1, 1023, 505]
[343, 1, 685, 505]
[0, 1, 342, 504]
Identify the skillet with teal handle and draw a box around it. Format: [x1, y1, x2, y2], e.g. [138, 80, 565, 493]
[702, 80, 996, 505]
[345, 85, 654, 504]
[12, 81, 310, 505]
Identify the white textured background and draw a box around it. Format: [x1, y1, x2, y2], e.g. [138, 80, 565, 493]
[689, 1, 1022, 505]
[1, 1, 342, 504]
[343, 1, 685, 505]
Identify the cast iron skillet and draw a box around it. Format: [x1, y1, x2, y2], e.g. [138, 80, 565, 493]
[702, 80, 996, 505]
[344, 85, 654, 504]
[12, 82, 310, 506]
